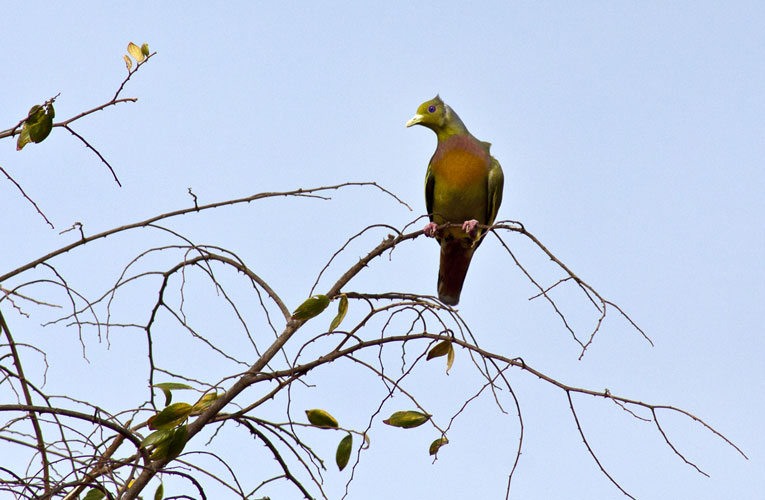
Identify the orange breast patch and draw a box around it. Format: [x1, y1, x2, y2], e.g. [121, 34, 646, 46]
[431, 149, 488, 188]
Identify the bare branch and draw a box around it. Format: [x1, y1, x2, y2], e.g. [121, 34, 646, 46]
[0, 311, 52, 496]
[0, 182, 408, 284]
[567, 390, 636, 499]
[62, 125, 122, 186]
[0, 164, 54, 228]
[1, 178, 744, 500]
[111, 51, 157, 101]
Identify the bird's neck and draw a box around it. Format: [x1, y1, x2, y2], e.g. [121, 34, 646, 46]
[435, 105, 470, 142]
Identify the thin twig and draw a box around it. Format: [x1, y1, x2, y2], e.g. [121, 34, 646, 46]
[566, 390, 636, 499]
[651, 408, 709, 476]
[63, 125, 122, 186]
[0, 164, 54, 228]
[112, 51, 157, 101]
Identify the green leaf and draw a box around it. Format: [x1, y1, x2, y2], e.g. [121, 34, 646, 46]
[150, 424, 188, 460]
[153, 382, 194, 391]
[152, 382, 193, 406]
[127, 42, 145, 62]
[82, 489, 105, 500]
[154, 482, 164, 500]
[149, 402, 192, 430]
[27, 108, 53, 144]
[336, 433, 353, 471]
[292, 294, 330, 321]
[16, 103, 55, 150]
[305, 408, 339, 428]
[191, 392, 218, 415]
[429, 437, 449, 455]
[141, 43, 150, 56]
[383, 410, 431, 429]
[426, 340, 451, 360]
[141, 429, 173, 448]
[123, 54, 133, 71]
[328, 294, 348, 332]
[426, 340, 455, 373]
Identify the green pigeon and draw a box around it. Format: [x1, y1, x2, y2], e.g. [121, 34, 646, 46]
[406, 95, 504, 306]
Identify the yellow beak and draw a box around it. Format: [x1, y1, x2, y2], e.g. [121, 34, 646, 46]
[405, 114, 424, 128]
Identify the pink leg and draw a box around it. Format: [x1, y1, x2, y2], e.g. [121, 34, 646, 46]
[462, 219, 479, 237]
[423, 222, 439, 237]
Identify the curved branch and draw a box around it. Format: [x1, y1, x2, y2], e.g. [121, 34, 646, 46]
[0, 165, 54, 228]
[62, 125, 122, 186]
[567, 390, 635, 499]
[0, 404, 142, 449]
[0, 311, 51, 496]
[0, 182, 407, 284]
[234, 419, 315, 500]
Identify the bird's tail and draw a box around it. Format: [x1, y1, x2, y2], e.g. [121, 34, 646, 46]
[437, 238, 475, 306]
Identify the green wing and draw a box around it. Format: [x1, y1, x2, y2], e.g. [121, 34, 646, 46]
[486, 155, 504, 226]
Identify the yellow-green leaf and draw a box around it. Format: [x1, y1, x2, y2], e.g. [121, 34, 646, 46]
[292, 294, 330, 320]
[305, 408, 339, 428]
[141, 429, 173, 448]
[429, 437, 449, 455]
[123, 54, 133, 71]
[141, 43, 150, 56]
[83, 489, 105, 500]
[151, 424, 188, 460]
[154, 483, 164, 500]
[16, 126, 32, 150]
[336, 433, 353, 471]
[191, 392, 218, 415]
[127, 42, 145, 62]
[383, 410, 431, 429]
[426, 340, 451, 360]
[153, 382, 193, 391]
[328, 294, 348, 332]
[152, 382, 193, 406]
[446, 343, 455, 373]
[149, 402, 192, 430]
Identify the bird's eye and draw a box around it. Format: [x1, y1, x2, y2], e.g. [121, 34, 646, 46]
[428, 105, 436, 113]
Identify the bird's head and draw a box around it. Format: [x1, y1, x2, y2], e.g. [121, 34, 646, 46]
[406, 95, 468, 139]
[406, 95, 447, 129]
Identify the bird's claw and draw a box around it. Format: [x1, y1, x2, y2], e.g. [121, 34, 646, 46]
[462, 219, 479, 237]
[423, 222, 439, 238]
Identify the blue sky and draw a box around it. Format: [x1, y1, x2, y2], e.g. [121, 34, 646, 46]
[2, 2, 763, 499]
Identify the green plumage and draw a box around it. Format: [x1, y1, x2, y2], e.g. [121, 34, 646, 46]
[407, 96, 504, 305]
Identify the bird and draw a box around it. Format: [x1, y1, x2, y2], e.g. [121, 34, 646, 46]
[406, 95, 504, 306]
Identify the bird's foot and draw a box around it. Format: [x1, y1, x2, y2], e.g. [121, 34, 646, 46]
[462, 219, 479, 237]
[423, 222, 439, 238]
